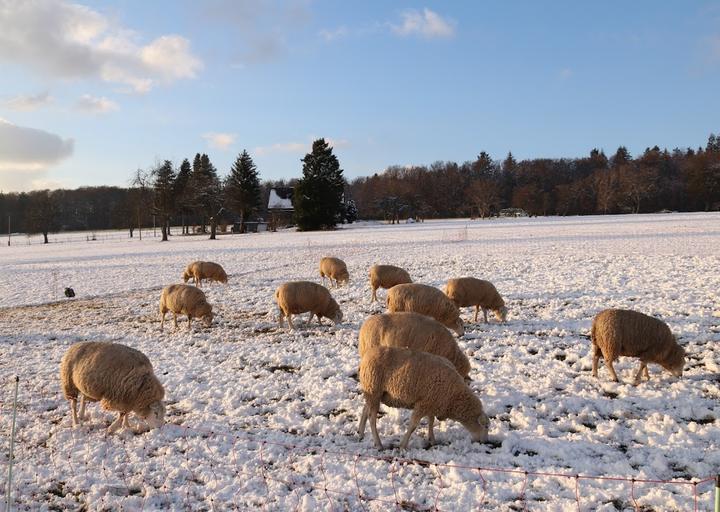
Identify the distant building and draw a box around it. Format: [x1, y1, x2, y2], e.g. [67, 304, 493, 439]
[268, 187, 294, 231]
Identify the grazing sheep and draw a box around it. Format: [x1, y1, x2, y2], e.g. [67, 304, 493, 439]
[275, 281, 343, 329]
[445, 277, 508, 323]
[359, 312, 471, 379]
[319, 257, 350, 287]
[387, 283, 464, 336]
[60, 342, 165, 434]
[591, 308, 685, 384]
[159, 284, 214, 330]
[358, 346, 488, 449]
[369, 264, 412, 302]
[182, 261, 228, 288]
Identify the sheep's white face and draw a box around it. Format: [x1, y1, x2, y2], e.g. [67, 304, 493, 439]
[495, 306, 508, 323]
[467, 413, 489, 443]
[143, 402, 166, 429]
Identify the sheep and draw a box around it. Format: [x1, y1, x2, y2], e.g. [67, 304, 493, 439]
[445, 277, 508, 323]
[358, 312, 471, 379]
[159, 284, 214, 330]
[358, 345, 489, 450]
[590, 308, 685, 385]
[60, 341, 165, 434]
[319, 257, 350, 287]
[274, 281, 343, 329]
[369, 264, 412, 302]
[387, 283, 464, 336]
[182, 261, 228, 288]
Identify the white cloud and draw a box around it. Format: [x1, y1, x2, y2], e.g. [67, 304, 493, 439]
[202, 132, 236, 150]
[391, 8, 456, 39]
[254, 137, 350, 156]
[0, 118, 74, 192]
[2, 92, 53, 111]
[319, 26, 349, 42]
[75, 94, 118, 114]
[559, 68, 574, 80]
[0, 0, 202, 93]
[254, 141, 307, 156]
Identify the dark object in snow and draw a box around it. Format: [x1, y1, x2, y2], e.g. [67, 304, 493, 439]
[64, 287, 75, 298]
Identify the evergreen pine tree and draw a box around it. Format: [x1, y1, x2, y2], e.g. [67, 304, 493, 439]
[344, 199, 358, 223]
[294, 138, 346, 231]
[189, 153, 222, 238]
[174, 158, 192, 234]
[225, 150, 261, 232]
[151, 160, 177, 241]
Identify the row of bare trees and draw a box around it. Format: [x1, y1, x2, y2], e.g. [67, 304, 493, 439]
[350, 135, 720, 220]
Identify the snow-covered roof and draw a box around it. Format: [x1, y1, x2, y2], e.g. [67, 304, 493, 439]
[268, 188, 294, 210]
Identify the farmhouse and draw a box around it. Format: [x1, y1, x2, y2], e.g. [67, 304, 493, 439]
[268, 187, 294, 231]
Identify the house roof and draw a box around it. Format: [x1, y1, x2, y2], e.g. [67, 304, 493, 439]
[268, 187, 294, 210]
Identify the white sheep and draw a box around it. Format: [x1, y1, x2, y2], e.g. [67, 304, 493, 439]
[369, 264, 412, 302]
[591, 308, 685, 384]
[59, 341, 165, 434]
[445, 277, 508, 323]
[319, 257, 350, 287]
[182, 261, 228, 288]
[358, 312, 471, 379]
[274, 281, 343, 329]
[387, 283, 464, 336]
[159, 284, 214, 330]
[358, 345, 489, 449]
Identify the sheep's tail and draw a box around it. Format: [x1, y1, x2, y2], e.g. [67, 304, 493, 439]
[590, 320, 597, 346]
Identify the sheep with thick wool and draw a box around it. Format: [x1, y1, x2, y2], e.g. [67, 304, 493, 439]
[445, 277, 508, 323]
[275, 281, 343, 329]
[591, 308, 685, 384]
[182, 261, 228, 288]
[358, 345, 489, 449]
[319, 257, 350, 287]
[159, 284, 214, 330]
[60, 342, 165, 434]
[359, 312, 471, 379]
[387, 283, 464, 336]
[369, 264, 412, 302]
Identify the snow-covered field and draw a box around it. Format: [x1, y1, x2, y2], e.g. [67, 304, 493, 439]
[1, 213, 719, 510]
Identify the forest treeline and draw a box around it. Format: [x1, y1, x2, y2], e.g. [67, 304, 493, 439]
[1, 134, 719, 239]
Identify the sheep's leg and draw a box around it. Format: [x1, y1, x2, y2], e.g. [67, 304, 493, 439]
[358, 403, 369, 439]
[173, 313, 179, 329]
[107, 413, 125, 434]
[122, 413, 133, 431]
[160, 310, 166, 330]
[482, 308, 489, 324]
[287, 314, 295, 330]
[371, 287, 377, 303]
[187, 315, 193, 330]
[317, 314, 323, 326]
[306, 312, 314, 325]
[633, 362, 648, 385]
[368, 402, 384, 450]
[398, 410, 423, 450]
[643, 365, 650, 380]
[474, 306, 479, 323]
[592, 345, 601, 378]
[78, 395, 87, 420]
[277, 308, 285, 327]
[426, 416, 436, 447]
[605, 359, 620, 383]
[70, 399, 79, 427]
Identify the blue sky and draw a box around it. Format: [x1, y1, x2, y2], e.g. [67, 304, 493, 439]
[1, 1, 719, 192]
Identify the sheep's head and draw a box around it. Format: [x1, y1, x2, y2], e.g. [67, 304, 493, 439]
[451, 318, 465, 337]
[462, 411, 489, 443]
[337, 270, 350, 285]
[182, 270, 191, 283]
[662, 342, 685, 378]
[332, 308, 344, 325]
[140, 401, 166, 429]
[202, 310, 214, 327]
[494, 306, 508, 323]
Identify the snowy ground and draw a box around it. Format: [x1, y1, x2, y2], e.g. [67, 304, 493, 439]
[1, 213, 719, 510]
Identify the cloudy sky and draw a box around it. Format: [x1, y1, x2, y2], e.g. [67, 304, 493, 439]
[1, 0, 720, 192]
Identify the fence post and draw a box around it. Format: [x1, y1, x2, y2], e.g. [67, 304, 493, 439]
[5, 376, 19, 512]
[715, 475, 719, 512]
